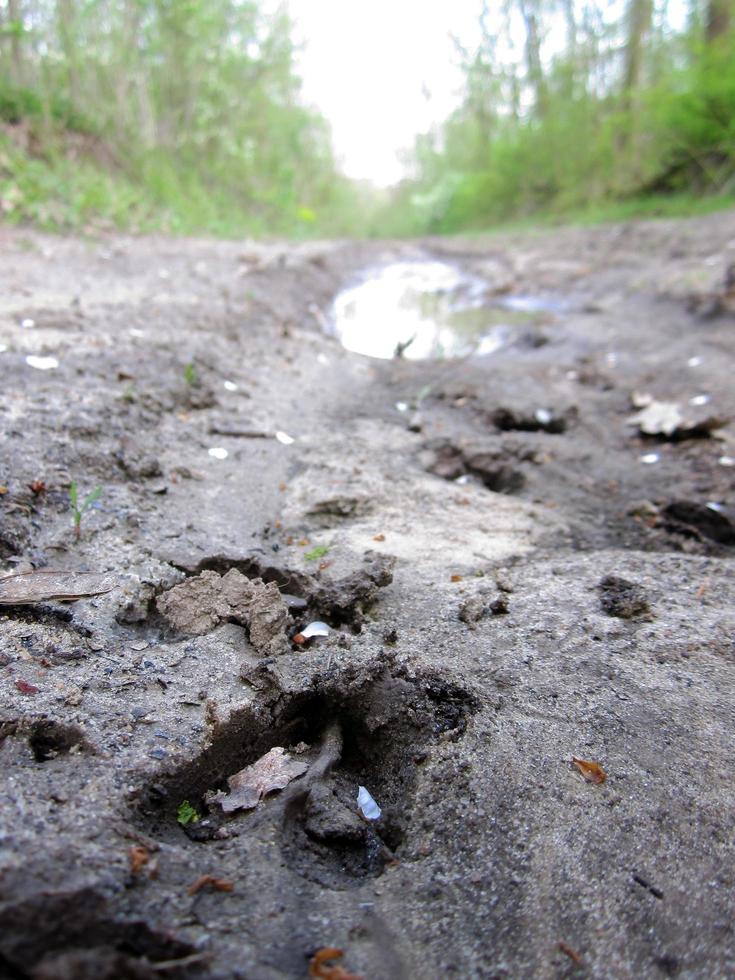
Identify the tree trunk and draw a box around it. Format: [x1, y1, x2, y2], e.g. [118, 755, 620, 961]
[57, 0, 80, 105]
[706, 0, 733, 42]
[7, 0, 24, 85]
[623, 0, 652, 93]
[519, 0, 548, 116]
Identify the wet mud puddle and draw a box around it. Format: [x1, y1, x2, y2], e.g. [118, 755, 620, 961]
[330, 258, 559, 359]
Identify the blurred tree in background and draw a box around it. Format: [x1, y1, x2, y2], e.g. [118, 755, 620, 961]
[0, 0, 733, 236]
[381, 0, 735, 234]
[0, 0, 363, 234]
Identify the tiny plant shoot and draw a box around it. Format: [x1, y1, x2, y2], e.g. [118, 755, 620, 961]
[177, 800, 200, 825]
[183, 362, 196, 386]
[69, 482, 102, 539]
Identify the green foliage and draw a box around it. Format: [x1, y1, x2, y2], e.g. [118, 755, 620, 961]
[304, 545, 329, 561]
[0, 1, 367, 237]
[388, 16, 735, 235]
[183, 363, 197, 386]
[69, 482, 102, 538]
[176, 800, 199, 826]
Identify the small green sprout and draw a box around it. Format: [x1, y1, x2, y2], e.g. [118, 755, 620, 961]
[177, 800, 200, 826]
[69, 482, 102, 539]
[183, 362, 197, 386]
[304, 545, 329, 561]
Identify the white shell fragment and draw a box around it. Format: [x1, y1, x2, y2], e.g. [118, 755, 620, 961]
[223, 380, 238, 391]
[275, 430, 295, 445]
[535, 408, 553, 425]
[300, 621, 330, 639]
[690, 394, 710, 406]
[718, 456, 735, 467]
[25, 355, 59, 371]
[129, 328, 145, 338]
[357, 785, 381, 820]
[208, 447, 228, 459]
[628, 401, 682, 436]
[687, 356, 703, 367]
[21, 318, 35, 329]
[640, 453, 660, 464]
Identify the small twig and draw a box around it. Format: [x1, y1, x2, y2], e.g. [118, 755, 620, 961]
[150, 952, 212, 972]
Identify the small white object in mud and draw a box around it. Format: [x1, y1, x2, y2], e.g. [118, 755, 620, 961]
[223, 380, 238, 391]
[706, 501, 724, 512]
[300, 621, 330, 639]
[357, 785, 381, 820]
[0, 344, 7, 353]
[455, 474, 470, 485]
[535, 408, 553, 425]
[640, 453, 660, 464]
[718, 455, 735, 467]
[317, 353, 329, 365]
[395, 401, 408, 412]
[687, 356, 703, 367]
[689, 394, 710, 406]
[208, 447, 228, 459]
[275, 430, 295, 445]
[25, 355, 59, 371]
[21, 318, 35, 329]
[129, 328, 145, 338]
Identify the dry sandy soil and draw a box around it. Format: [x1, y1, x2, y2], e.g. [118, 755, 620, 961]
[0, 211, 734, 979]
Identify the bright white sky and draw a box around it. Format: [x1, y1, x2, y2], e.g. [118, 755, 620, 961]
[287, 0, 688, 187]
[288, 0, 481, 186]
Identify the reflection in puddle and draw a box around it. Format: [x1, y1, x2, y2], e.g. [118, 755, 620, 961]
[331, 260, 549, 360]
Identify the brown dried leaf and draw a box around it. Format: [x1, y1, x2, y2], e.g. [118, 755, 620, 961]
[218, 747, 309, 813]
[309, 948, 363, 980]
[0, 570, 116, 605]
[15, 679, 39, 695]
[372, 533, 386, 542]
[558, 941, 583, 965]
[187, 874, 234, 896]
[451, 574, 463, 583]
[572, 757, 606, 784]
[128, 846, 150, 875]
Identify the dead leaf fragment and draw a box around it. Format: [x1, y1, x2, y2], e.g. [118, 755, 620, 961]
[309, 947, 363, 980]
[187, 874, 234, 896]
[372, 533, 386, 542]
[15, 679, 39, 695]
[0, 570, 116, 605]
[558, 941, 583, 965]
[217, 747, 308, 813]
[128, 846, 151, 875]
[572, 757, 606, 784]
[451, 574, 463, 583]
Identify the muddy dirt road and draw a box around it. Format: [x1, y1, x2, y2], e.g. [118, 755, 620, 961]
[0, 211, 734, 979]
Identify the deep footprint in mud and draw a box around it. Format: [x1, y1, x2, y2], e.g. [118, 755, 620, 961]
[138, 660, 476, 890]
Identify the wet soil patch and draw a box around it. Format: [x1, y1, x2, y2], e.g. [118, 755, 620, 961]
[137, 662, 476, 889]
